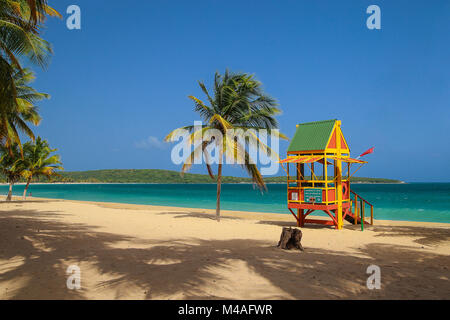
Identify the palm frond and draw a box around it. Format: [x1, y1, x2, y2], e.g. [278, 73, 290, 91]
[167, 70, 286, 193]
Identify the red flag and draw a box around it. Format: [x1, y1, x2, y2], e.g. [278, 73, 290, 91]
[358, 147, 374, 158]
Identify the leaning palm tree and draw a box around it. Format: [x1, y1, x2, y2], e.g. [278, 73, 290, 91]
[0, 1, 59, 149]
[0, 142, 22, 200]
[0, 67, 49, 152]
[0, 0, 60, 71]
[165, 70, 287, 221]
[14, 136, 63, 199]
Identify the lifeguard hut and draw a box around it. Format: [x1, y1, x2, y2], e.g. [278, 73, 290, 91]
[280, 119, 374, 230]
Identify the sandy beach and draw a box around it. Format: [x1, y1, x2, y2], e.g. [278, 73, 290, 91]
[0, 198, 449, 300]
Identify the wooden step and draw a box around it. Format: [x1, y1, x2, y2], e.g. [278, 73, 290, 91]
[345, 211, 371, 225]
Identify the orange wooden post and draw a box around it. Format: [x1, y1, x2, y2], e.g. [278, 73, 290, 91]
[354, 194, 358, 225]
[371, 205, 373, 225]
[298, 209, 305, 227]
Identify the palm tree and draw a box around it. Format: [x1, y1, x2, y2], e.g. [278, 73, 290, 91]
[1, 68, 47, 152]
[0, 67, 48, 152]
[0, 142, 22, 200]
[0, 1, 60, 70]
[15, 136, 63, 199]
[165, 70, 287, 221]
[0, 1, 59, 148]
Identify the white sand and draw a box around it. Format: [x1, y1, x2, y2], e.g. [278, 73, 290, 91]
[0, 198, 449, 299]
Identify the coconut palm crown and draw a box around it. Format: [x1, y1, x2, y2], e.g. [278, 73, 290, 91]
[15, 136, 63, 199]
[0, 67, 49, 151]
[0, 1, 59, 149]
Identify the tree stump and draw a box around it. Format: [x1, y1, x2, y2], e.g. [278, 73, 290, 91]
[277, 227, 304, 251]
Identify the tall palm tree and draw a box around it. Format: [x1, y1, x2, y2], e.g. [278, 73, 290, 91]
[15, 136, 63, 199]
[0, 1, 59, 148]
[165, 70, 287, 221]
[0, 67, 49, 151]
[0, 142, 22, 200]
[0, 0, 60, 70]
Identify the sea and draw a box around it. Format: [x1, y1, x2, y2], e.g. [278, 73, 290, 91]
[0, 183, 449, 223]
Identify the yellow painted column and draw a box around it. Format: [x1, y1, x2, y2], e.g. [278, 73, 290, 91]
[297, 162, 301, 227]
[324, 155, 328, 204]
[336, 121, 343, 229]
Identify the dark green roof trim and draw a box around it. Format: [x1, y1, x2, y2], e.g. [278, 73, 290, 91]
[287, 119, 336, 152]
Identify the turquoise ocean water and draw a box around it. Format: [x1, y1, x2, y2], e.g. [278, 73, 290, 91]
[1, 183, 449, 223]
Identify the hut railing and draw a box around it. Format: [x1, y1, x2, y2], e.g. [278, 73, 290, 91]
[350, 190, 374, 225]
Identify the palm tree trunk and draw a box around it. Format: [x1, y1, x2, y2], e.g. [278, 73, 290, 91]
[6, 182, 13, 201]
[23, 178, 31, 200]
[216, 163, 222, 222]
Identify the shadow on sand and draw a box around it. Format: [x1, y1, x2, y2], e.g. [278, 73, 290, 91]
[0, 208, 449, 299]
[156, 211, 240, 221]
[371, 225, 450, 246]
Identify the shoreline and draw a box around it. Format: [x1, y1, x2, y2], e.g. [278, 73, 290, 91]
[2, 196, 450, 227]
[0, 181, 409, 185]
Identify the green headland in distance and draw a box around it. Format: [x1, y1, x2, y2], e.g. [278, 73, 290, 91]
[6, 169, 403, 184]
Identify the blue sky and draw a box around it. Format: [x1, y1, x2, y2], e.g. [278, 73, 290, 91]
[30, 0, 449, 182]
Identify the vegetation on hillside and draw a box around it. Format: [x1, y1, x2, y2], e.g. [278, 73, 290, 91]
[0, 169, 402, 184]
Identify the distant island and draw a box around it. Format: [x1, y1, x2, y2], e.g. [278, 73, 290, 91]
[1, 169, 403, 184]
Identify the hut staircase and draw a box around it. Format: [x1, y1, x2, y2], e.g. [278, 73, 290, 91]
[345, 190, 374, 225]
